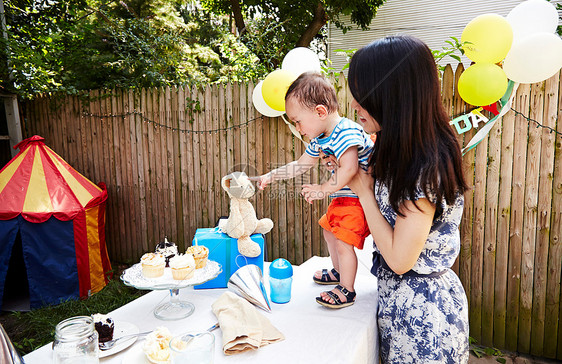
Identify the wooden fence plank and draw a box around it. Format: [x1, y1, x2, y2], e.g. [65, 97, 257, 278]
[270, 115, 279, 260]
[546, 75, 562, 360]
[441, 65, 459, 275]
[218, 84, 228, 222]
[212, 84, 222, 222]
[177, 86, 189, 248]
[455, 64, 472, 301]
[262, 116, 272, 259]
[506, 83, 530, 351]
[531, 77, 556, 356]
[170, 87, 183, 246]
[494, 103, 516, 348]
[469, 117, 488, 344]
[278, 113, 288, 260]
[140, 89, 154, 251]
[147, 89, 160, 248]
[482, 109, 502, 347]
[518, 82, 543, 353]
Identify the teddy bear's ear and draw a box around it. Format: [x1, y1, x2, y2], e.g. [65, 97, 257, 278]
[221, 176, 232, 191]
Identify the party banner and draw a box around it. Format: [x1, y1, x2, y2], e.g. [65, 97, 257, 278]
[461, 81, 519, 155]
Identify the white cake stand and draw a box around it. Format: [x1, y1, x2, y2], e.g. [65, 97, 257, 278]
[121, 261, 221, 320]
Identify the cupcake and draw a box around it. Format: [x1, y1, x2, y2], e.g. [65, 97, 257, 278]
[142, 327, 173, 364]
[93, 313, 114, 343]
[169, 253, 196, 281]
[141, 253, 166, 278]
[186, 245, 209, 269]
[155, 237, 178, 267]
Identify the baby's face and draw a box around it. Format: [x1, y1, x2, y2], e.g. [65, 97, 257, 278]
[285, 97, 326, 139]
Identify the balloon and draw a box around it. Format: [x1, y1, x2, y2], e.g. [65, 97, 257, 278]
[458, 63, 508, 106]
[503, 32, 562, 84]
[281, 47, 321, 77]
[261, 69, 297, 112]
[507, 0, 559, 41]
[461, 14, 513, 63]
[252, 81, 284, 117]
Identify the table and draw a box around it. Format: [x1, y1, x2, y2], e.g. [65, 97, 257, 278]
[23, 243, 379, 364]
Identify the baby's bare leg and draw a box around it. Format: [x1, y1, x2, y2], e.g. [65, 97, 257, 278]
[320, 239, 357, 303]
[314, 229, 340, 280]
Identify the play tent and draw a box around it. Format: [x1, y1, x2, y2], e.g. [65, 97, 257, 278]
[0, 135, 111, 309]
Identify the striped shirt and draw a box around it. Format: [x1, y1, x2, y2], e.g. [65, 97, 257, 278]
[305, 118, 374, 198]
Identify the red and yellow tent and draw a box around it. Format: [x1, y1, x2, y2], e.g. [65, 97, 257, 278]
[0, 135, 111, 308]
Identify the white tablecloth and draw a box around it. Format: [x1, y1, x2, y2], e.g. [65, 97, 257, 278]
[24, 243, 378, 364]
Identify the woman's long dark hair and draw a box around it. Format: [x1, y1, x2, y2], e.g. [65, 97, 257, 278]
[348, 35, 468, 216]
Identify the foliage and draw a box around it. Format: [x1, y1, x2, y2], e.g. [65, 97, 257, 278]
[469, 336, 507, 363]
[0, 276, 146, 355]
[201, 0, 386, 63]
[431, 36, 467, 73]
[0, 0, 267, 98]
[323, 48, 356, 77]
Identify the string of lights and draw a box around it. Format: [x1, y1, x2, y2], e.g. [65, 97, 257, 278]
[509, 107, 562, 137]
[82, 108, 560, 137]
[81, 110, 264, 134]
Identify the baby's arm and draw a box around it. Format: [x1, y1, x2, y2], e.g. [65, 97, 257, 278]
[257, 152, 318, 190]
[301, 146, 359, 203]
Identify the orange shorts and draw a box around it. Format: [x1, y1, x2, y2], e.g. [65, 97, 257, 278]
[319, 197, 370, 249]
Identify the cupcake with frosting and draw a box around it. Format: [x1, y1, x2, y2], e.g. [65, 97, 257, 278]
[186, 245, 209, 269]
[142, 326, 173, 364]
[140, 252, 166, 278]
[155, 237, 178, 267]
[169, 253, 196, 280]
[92, 313, 114, 343]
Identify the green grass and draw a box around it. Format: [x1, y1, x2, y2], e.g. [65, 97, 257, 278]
[0, 277, 147, 355]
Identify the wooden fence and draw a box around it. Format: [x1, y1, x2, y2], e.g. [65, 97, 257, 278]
[22, 65, 562, 359]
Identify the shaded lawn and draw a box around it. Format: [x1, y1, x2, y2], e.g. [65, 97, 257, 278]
[0, 265, 147, 356]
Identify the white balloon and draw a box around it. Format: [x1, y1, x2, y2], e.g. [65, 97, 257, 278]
[507, 0, 559, 41]
[252, 81, 284, 117]
[503, 33, 562, 84]
[281, 47, 321, 77]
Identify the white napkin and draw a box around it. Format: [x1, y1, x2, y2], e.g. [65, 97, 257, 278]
[211, 292, 284, 355]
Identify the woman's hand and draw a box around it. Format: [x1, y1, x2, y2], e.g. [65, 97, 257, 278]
[347, 168, 374, 199]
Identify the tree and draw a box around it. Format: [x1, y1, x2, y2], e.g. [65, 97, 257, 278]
[0, 0, 266, 98]
[201, 0, 386, 47]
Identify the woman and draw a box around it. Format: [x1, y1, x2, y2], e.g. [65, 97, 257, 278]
[346, 35, 470, 363]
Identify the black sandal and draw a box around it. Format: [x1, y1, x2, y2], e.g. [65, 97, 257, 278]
[313, 268, 340, 285]
[316, 284, 356, 309]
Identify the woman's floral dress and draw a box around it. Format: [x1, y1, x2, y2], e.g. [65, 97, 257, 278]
[372, 181, 469, 363]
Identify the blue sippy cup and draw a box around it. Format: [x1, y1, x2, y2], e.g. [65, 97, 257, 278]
[269, 258, 293, 304]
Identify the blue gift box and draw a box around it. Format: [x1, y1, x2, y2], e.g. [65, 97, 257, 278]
[193, 227, 265, 289]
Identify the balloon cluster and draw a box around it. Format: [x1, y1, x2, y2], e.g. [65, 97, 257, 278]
[458, 0, 562, 106]
[252, 48, 322, 117]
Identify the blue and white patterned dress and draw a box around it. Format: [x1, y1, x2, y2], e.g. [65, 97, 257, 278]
[372, 180, 469, 363]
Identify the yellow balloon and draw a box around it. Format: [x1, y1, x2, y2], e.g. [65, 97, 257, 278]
[457, 63, 508, 106]
[262, 69, 297, 112]
[461, 13, 513, 63]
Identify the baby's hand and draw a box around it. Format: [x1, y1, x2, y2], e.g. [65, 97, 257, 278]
[301, 184, 327, 204]
[319, 151, 339, 172]
[253, 174, 272, 190]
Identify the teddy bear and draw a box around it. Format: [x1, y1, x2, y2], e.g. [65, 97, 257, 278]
[220, 171, 274, 257]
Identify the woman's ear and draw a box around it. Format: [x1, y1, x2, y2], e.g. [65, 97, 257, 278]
[315, 104, 329, 118]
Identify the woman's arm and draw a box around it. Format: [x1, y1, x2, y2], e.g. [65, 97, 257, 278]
[349, 170, 435, 274]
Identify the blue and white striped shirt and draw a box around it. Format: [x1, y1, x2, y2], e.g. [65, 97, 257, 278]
[305, 118, 374, 198]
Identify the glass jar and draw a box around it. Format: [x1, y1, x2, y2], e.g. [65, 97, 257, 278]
[53, 316, 99, 364]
